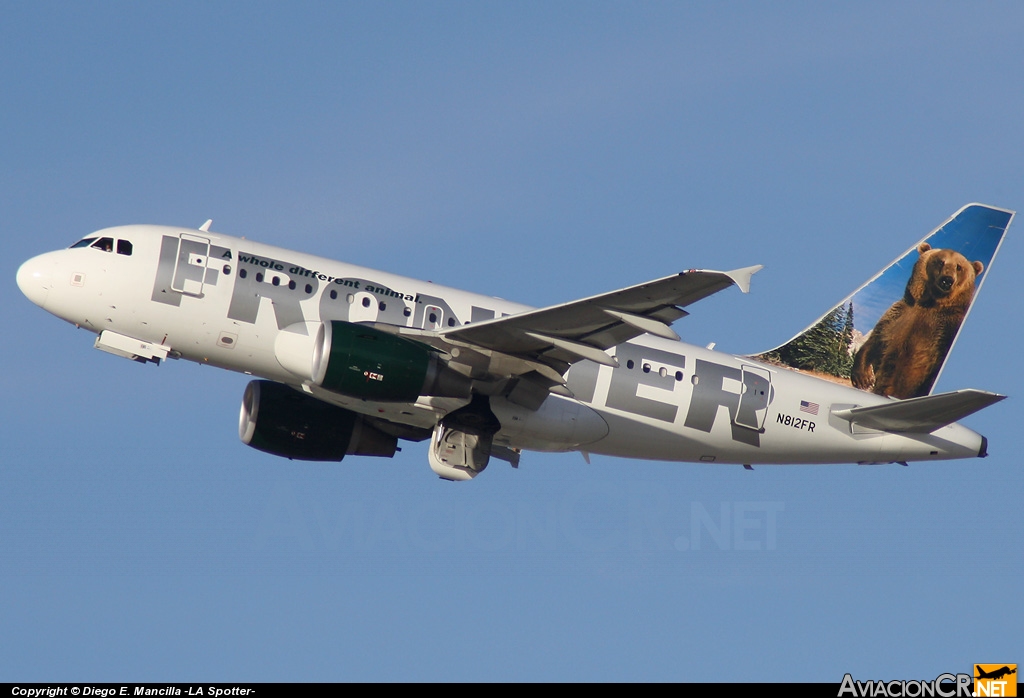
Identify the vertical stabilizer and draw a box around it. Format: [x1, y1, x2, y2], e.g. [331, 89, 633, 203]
[755, 204, 1013, 399]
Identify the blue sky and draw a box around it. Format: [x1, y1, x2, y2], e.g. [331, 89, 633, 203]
[2, 2, 1021, 682]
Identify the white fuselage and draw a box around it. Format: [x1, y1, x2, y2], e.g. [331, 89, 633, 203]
[17, 224, 987, 466]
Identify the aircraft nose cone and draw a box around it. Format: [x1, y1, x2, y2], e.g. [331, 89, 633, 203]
[16, 254, 53, 308]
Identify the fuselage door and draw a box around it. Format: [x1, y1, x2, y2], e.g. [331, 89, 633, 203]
[423, 305, 444, 331]
[171, 233, 211, 297]
[735, 364, 772, 431]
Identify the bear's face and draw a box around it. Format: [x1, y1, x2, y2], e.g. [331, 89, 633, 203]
[907, 242, 984, 305]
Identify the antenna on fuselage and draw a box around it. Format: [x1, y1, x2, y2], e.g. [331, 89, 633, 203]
[199, 219, 212, 232]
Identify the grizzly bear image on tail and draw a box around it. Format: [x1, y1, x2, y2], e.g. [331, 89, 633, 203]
[851, 243, 984, 399]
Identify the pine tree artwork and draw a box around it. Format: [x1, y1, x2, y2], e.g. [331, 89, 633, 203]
[759, 302, 855, 378]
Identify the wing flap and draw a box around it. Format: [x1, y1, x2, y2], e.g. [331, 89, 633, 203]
[832, 389, 1006, 433]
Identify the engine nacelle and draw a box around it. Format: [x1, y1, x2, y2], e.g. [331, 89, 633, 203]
[275, 321, 471, 401]
[239, 380, 397, 461]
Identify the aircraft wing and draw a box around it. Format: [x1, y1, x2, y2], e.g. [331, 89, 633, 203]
[441, 265, 762, 373]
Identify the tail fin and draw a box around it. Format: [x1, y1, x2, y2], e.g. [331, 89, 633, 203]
[755, 204, 1013, 399]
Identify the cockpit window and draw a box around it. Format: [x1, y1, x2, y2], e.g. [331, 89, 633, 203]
[117, 240, 133, 256]
[91, 237, 114, 252]
[70, 237, 97, 249]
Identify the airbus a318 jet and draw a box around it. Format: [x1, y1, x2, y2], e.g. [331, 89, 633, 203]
[16, 204, 1012, 480]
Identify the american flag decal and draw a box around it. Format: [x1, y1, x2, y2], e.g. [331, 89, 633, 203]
[800, 400, 819, 415]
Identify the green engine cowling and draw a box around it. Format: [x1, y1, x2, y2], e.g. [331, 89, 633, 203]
[310, 321, 471, 401]
[239, 380, 397, 461]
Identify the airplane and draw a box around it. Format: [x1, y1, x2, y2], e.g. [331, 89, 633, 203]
[15, 204, 1013, 481]
[975, 666, 1016, 681]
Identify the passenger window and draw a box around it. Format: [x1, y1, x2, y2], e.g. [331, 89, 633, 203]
[70, 238, 97, 249]
[117, 240, 133, 256]
[91, 237, 114, 252]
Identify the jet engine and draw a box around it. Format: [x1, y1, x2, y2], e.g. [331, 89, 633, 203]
[275, 321, 471, 401]
[239, 380, 398, 461]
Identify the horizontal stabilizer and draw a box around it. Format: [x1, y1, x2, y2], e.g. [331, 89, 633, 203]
[832, 389, 1006, 433]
